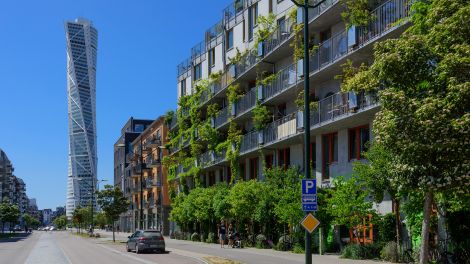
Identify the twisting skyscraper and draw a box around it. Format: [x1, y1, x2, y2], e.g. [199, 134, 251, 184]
[65, 18, 98, 218]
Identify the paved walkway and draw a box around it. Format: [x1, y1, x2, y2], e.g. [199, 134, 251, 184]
[93, 229, 390, 264]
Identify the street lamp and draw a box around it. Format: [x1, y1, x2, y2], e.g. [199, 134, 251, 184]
[290, 1, 326, 264]
[73, 177, 107, 234]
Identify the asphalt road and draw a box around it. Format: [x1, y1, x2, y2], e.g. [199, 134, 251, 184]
[0, 231, 205, 264]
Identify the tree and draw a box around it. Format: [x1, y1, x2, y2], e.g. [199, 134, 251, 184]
[95, 212, 109, 230]
[325, 176, 373, 243]
[0, 199, 20, 233]
[342, 1, 470, 262]
[23, 214, 34, 230]
[53, 215, 67, 230]
[353, 144, 404, 257]
[72, 207, 85, 233]
[96, 185, 129, 242]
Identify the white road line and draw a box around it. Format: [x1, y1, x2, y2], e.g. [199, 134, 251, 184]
[166, 247, 210, 264]
[96, 244, 159, 264]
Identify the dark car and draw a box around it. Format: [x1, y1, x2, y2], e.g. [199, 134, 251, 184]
[126, 230, 165, 254]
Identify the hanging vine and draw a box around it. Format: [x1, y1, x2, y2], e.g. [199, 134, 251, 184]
[340, 0, 374, 29]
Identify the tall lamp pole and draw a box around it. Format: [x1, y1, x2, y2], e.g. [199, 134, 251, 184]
[290, 1, 325, 264]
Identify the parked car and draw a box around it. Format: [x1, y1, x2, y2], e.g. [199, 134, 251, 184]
[126, 230, 165, 254]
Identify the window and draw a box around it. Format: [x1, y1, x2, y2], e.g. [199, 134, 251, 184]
[226, 29, 234, 50]
[265, 154, 273, 169]
[278, 148, 290, 169]
[248, 3, 258, 40]
[208, 48, 215, 69]
[276, 103, 286, 118]
[249, 157, 259, 179]
[349, 125, 370, 160]
[278, 17, 286, 34]
[194, 63, 202, 81]
[134, 124, 144, 132]
[180, 79, 186, 96]
[322, 133, 338, 180]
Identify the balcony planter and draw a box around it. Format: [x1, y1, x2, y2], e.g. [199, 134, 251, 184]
[257, 41, 264, 57]
[257, 85, 264, 101]
[229, 64, 237, 79]
[258, 131, 264, 145]
[297, 111, 304, 130]
[211, 117, 215, 128]
[297, 59, 304, 78]
[231, 103, 236, 117]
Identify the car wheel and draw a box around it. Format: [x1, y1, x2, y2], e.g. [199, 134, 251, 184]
[126, 244, 131, 252]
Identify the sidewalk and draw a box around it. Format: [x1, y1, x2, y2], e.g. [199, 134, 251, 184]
[94, 230, 390, 264]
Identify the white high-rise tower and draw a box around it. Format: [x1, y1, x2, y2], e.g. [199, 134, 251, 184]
[65, 18, 98, 218]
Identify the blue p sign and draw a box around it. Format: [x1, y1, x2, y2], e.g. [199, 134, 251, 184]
[302, 179, 316, 195]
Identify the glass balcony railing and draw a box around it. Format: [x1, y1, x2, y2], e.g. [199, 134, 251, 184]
[191, 40, 206, 62]
[235, 88, 256, 117]
[262, 63, 298, 101]
[214, 107, 228, 128]
[240, 131, 258, 154]
[177, 58, 192, 79]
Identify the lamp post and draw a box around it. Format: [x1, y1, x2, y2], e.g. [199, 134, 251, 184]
[290, 1, 326, 264]
[74, 177, 107, 234]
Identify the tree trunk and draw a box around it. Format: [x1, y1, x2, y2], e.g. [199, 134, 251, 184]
[419, 191, 433, 264]
[437, 201, 449, 262]
[394, 198, 402, 262]
[112, 222, 115, 243]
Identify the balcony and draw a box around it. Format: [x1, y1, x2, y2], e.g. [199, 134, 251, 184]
[148, 158, 162, 168]
[191, 40, 206, 64]
[206, 21, 224, 49]
[235, 87, 257, 118]
[199, 149, 226, 168]
[132, 163, 147, 176]
[240, 131, 258, 155]
[213, 107, 229, 128]
[146, 136, 162, 148]
[263, 112, 298, 145]
[177, 58, 192, 80]
[223, 0, 245, 29]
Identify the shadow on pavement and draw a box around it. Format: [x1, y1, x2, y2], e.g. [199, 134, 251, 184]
[0, 232, 32, 243]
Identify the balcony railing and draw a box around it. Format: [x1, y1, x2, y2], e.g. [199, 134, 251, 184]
[240, 131, 258, 154]
[223, 0, 245, 28]
[191, 40, 206, 62]
[263, 112, 297, 145]
[206, 21, 224, 49]
[235, 88, 257, 117]
[263, 18, 295, 56]
[169, 113, 177, 130]
[214, 107, 228, 128]
[177, 58, 192, 79]
[262, 63, 298, 101]
[310, 0, 411, 74]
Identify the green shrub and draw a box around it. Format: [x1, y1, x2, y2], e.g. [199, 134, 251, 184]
[206, 232, 216, 243]
[293, 243, 305, 254]
[191, 232, 200, 242]
[255, 234, 268, 248]
[276, 235, 292, 251]
[341, 243, 382, 260]
[200, 232, 206, 242]
[342, 244, 363, 259]
[380, 241, 399, 262]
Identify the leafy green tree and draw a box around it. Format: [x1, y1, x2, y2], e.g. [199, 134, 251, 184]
[72, 207, 86, 233]
[325, 176, 373, 242]
[53, 215, 67, 230]
[96, 185, 129, 242]
[95, 212, 109, 230]
[342, 1, 469, 262]
[212, 184, 231, 221]
[353, 144, 404, 254]
[0, 199, 20, 233]
[23, 214, 34, 230]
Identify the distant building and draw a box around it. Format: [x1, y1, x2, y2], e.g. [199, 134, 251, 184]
[114, 117, 153, 232]
[52, 206, 66, 221]
[0, 149, 29, 227]
[28, 198, 40, 220]
[65, 18, 99, 218]
[43, 209, 53, 226]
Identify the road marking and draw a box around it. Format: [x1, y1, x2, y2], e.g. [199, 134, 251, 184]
[166, 247, 210, 264]
[96, 244, 159, 264]
[25, 233, 71, 264]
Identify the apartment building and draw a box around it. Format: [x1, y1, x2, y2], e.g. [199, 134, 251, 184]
[0, 149, 29, 224]
[169, 0, 409, 215]
[114, 117, 154, 232]
[126, 116, 170, 234]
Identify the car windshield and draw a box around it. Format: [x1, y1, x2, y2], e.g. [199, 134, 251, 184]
[143, 231, 162, 238]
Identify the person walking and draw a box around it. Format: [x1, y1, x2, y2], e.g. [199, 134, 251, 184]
[218, 220, 226, 248]
[227, 223, 234, 248]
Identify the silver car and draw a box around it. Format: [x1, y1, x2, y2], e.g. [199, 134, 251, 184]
[126, 230, 165, 254]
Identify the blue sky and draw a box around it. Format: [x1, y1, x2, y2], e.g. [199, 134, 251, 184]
[0, 0, 228, 210]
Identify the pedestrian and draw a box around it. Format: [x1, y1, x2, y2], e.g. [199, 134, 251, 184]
[227, 223, 234, 248]
[218, 220, 226, 248]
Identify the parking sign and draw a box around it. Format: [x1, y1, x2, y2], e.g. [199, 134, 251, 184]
[301, 179, 317, 212]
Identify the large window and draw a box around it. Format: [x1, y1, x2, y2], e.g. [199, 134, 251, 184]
[208, 48, 215, 69]
[194, 63, 202, 81]
[249, 157, 259, 179]
[322, 133, 338, 180]
[180, 79, 186, 96]
[349, 125, 370, 160]
[278, 147, 290, 169]
[248, 3, 258, 40]
[226, 29, 234, 50]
